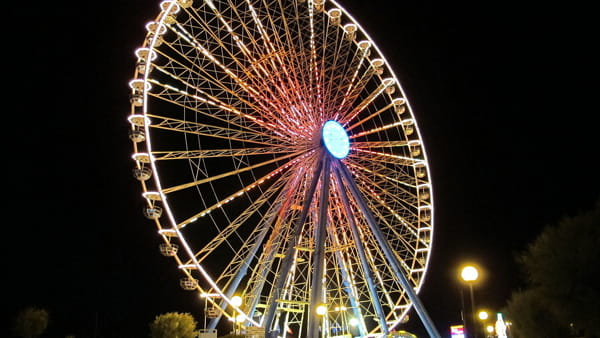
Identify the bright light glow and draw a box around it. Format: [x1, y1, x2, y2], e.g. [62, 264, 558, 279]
[322, 120, 350, 158]
[349, 318, 359, 327]
[316, 304, 327, 316]
[478, 311, 488, 320]
[461, 265, 478, 282]
[486, 325, 495, 333]
[231, 295, 243, 307]
[200, 293, 221, 298]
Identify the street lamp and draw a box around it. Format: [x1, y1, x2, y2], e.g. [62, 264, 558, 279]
[477, 310, 488, 338]
[316, 304, 327, 316]
[485, 325, 494, 338]
[231, 296, 243, 335]
[460, 265, 479, 338]
[315, 304, 328, 338]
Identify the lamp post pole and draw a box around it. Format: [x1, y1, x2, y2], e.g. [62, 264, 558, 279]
[478, 311, 488, 338]
[468, 283, 476, 338]
[461, 266, 479, 338]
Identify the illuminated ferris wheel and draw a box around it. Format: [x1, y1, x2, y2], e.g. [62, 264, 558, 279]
[127, 0, 439, 337]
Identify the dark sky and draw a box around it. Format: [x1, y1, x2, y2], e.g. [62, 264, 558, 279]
[3, 1, 598, 337]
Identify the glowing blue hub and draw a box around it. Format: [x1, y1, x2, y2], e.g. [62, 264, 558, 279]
[322, 120, 350, 159]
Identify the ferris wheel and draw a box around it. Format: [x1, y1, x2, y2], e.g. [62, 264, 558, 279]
[128, 0, 439, 337]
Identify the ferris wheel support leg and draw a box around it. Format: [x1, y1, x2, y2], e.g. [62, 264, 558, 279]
[338, 164, 441, 338]
[207, 196, 285, 330]
[263, 152, 325, 337]
[207, 232, 269, 330]
[307, 157, 331, 338]
[333, 164, 384, 337]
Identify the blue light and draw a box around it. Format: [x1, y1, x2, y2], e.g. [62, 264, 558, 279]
[322, 120, 350, 159]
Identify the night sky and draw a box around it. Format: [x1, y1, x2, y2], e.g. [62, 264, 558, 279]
[4, 1, 598, 337]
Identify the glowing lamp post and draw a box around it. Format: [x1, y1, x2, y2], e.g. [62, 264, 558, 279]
[231, 296, 243, 335]
[477, 311, 488, 321]
[316, 304, 327, 316]
[315, 304, 328, 338]
[477, 310, 488, 337]
[460, 265, 479, 338]
[485, 325, 494, 338]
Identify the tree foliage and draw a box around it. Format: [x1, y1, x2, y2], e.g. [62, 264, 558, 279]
[13, 307, 49, 338]
[149, 312, 198, 338]
[504, 288, 570, 337]
[505, 200, 600, 337]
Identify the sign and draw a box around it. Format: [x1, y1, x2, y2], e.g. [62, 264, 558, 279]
[450, 325, 465, 338]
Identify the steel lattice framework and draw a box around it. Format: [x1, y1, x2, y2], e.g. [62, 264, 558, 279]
[128, 0, 438, 337]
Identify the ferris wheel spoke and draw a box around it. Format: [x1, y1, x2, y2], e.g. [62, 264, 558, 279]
[345, 102, 395, 132]
[348, 179, 429, 287]
[351, 140, 412, 149]
[162, 20, 301, 133]
[161, 150, 305, 194]
[344, 160, 432, 240]
[150, 146, 296, 161]
[147, 114, 287, 146]
[198, 177, 301, 327]
[307, 2, 327, 125]
[345, 159, 420, 204]
[344, 161, 419, 198]
[151, 45, 248, 102]
[362, 198, 419, 259]
[183, 1, 330, 137]
[348, 148, 420, 167]
[254, 0, 308, 87]
[330, 45, 376, 121]
[245, 2, 323, 128]
[345, 96, 408, 133]
[189, 159, 316, 329]
[270, 2, 322, 125]
[205, 156, 321, 330]
[240, 163, 320, 319]
[339, 77, 392, 125]
[348, 118, 410, 140]
[148, 60, 277, 128]
[146, 77, 289, 137]
[319, 17, 357, 121]
[348, 168, 421, 240]
[182, 157, 303, 259]
[210, 165, 306, 286]
[190, 1, 310, 128]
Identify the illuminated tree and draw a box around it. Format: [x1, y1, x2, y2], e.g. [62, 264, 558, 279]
[149, 312, 198, 338]
[13, 307, 49, 338]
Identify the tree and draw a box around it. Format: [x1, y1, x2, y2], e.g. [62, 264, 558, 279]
[149, 312, 198, 338]
[504, 288, 570, 337]
[505, 200, 600, 337]
[13, 307, 49, 338]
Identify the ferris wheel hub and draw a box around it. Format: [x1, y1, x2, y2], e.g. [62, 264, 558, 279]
[322, 120, 350, 159]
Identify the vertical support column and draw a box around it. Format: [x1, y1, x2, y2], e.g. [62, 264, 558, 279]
[338, 164, 441, 338]
[207, 210, 277, 330]
[307, 157, 331, 338]
[264, 153, 325, 337]
[333, 164, 385, 337]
